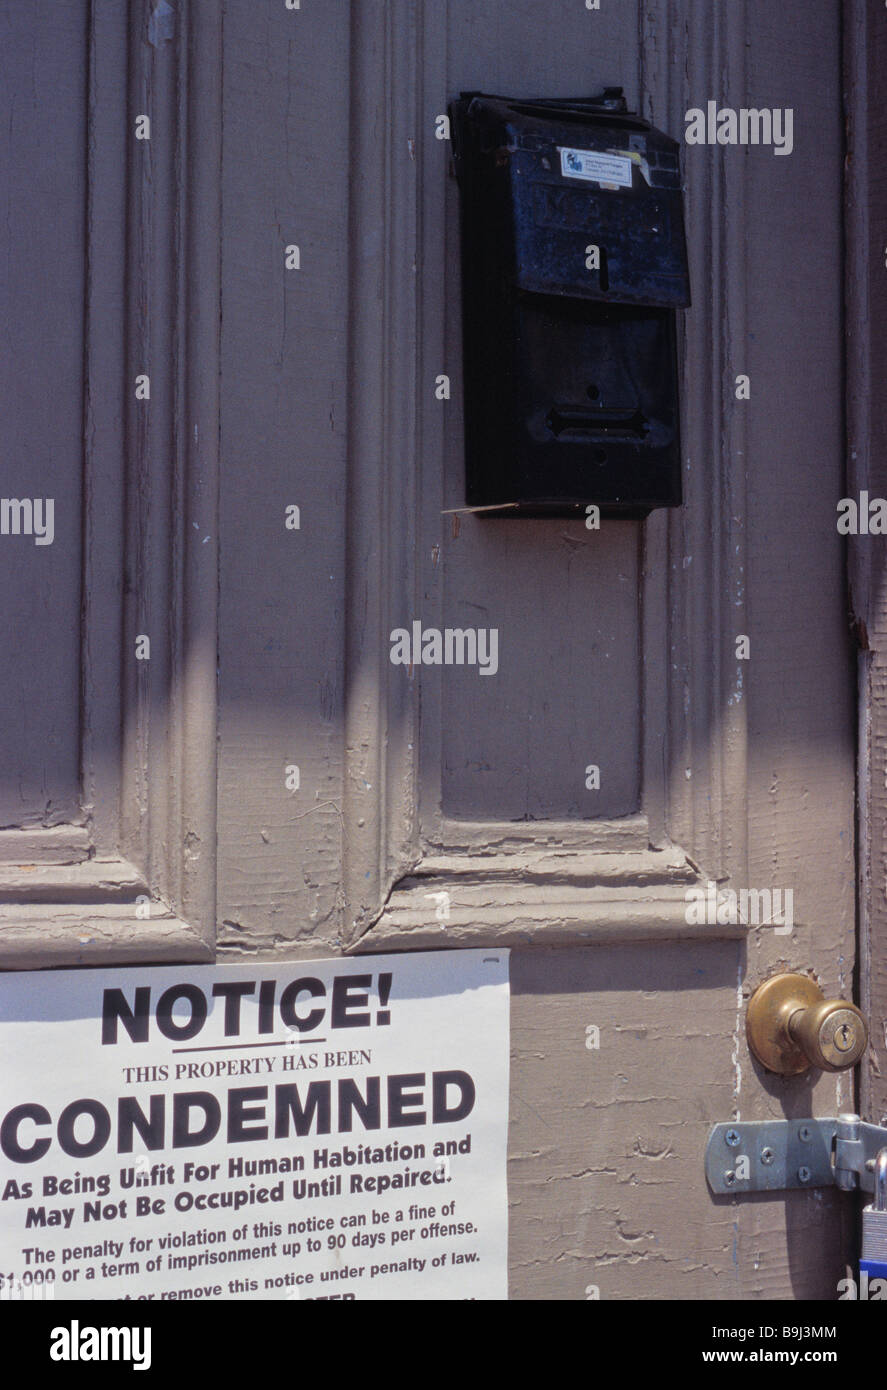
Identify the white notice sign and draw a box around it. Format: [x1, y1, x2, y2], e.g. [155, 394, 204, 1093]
[0, 951, 510, 1301]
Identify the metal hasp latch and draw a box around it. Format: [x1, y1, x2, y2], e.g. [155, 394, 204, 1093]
[705, 1115, 887, 1196]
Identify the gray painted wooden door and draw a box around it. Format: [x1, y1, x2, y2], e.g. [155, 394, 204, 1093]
[0, 0, 865, 1299]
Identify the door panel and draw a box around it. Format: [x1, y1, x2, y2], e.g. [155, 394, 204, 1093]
[0, 1, 87, 826]
[212, 0, 854, 1297]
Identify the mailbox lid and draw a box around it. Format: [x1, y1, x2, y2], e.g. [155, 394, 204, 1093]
[452, 92, 691, 309]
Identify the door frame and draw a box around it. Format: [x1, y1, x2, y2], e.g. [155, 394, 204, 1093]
[845, 0, 887, 1122]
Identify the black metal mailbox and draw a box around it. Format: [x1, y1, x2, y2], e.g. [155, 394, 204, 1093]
[450, 88, 690, 518]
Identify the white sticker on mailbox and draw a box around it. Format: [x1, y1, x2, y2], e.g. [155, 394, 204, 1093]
[559, 146, 633, 188]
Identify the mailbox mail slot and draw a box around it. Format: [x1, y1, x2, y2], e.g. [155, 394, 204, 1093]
[450, 88, 691, 518]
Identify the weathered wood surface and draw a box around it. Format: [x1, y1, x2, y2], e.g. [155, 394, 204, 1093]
[0, 0, 859, 1300]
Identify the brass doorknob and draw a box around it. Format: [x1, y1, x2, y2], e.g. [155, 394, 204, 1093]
[746, 973, 868, 1075]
